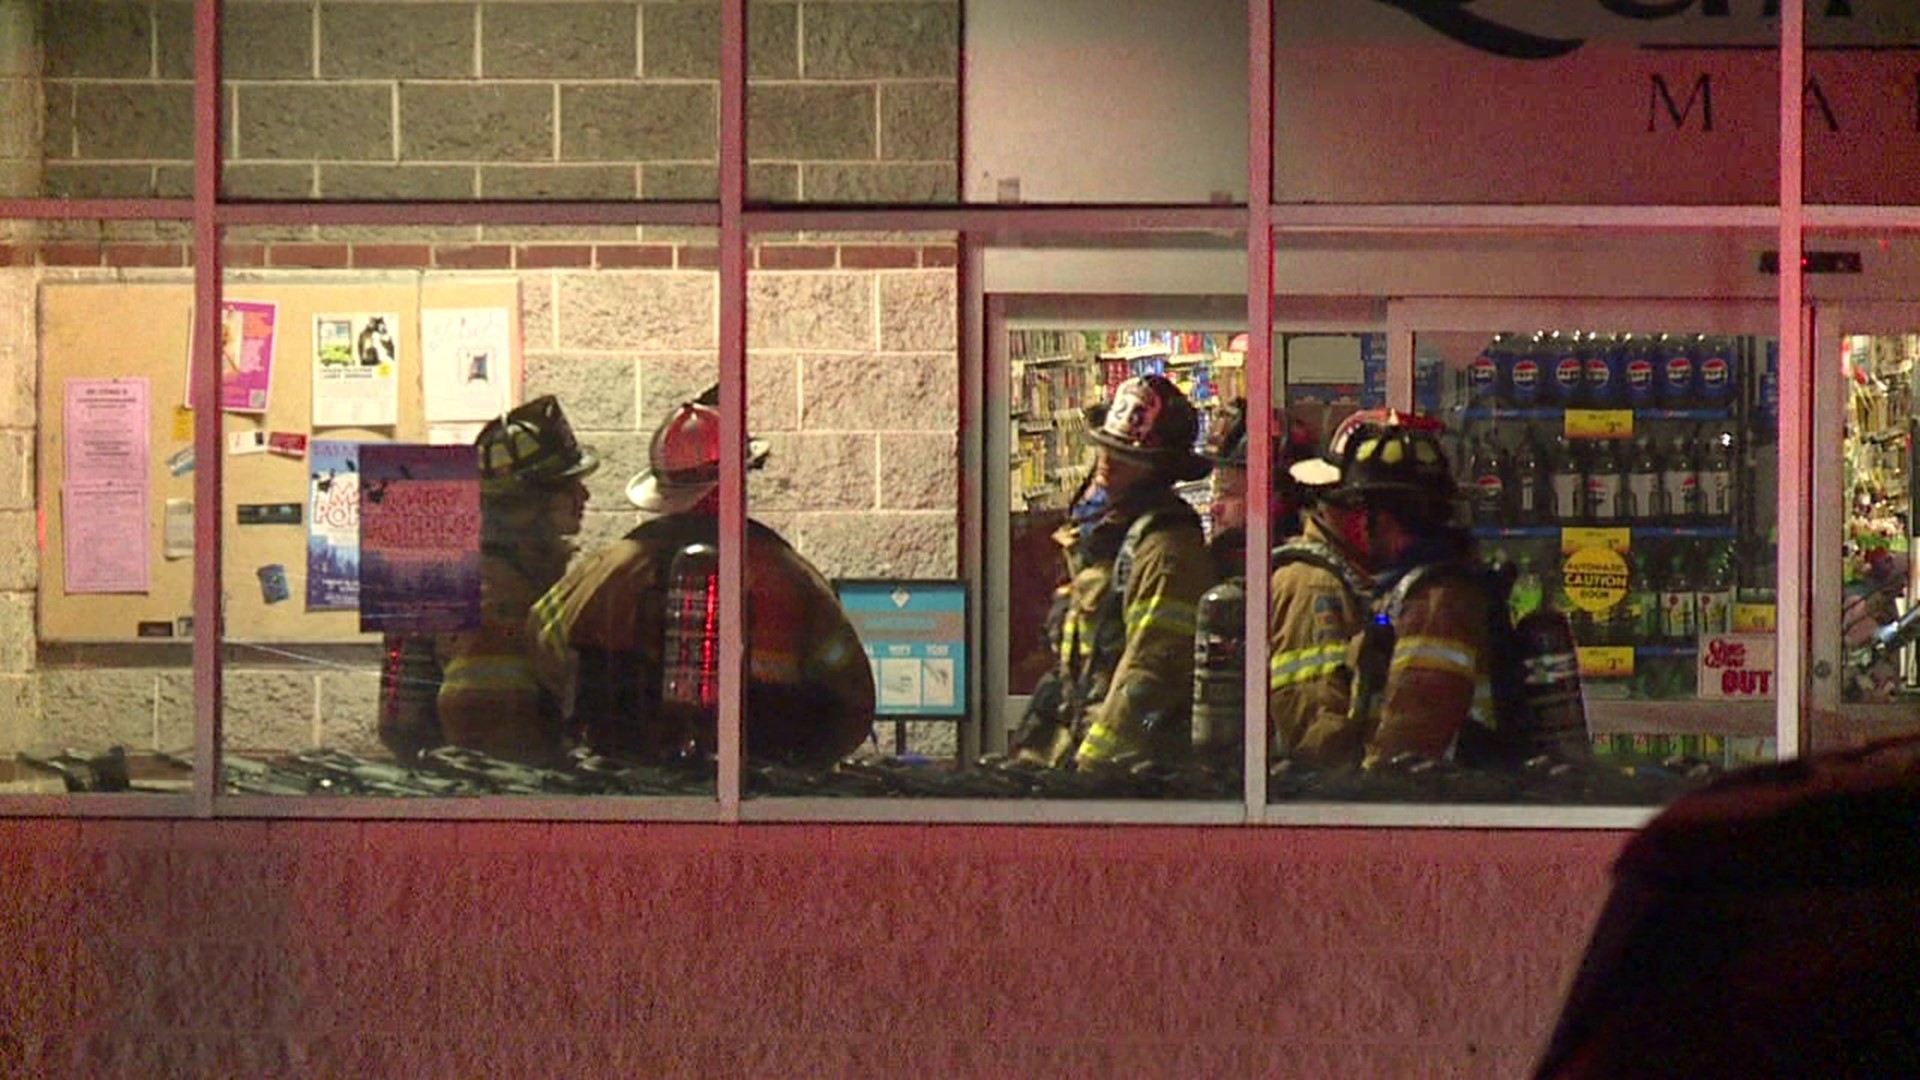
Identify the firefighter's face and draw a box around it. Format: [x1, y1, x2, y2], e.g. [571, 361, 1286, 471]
[1319, 500, 1373, 570]
[546, 477, 589, 535]
[1210, 465, 1248, 532]
[1094, 448, 1151, 496]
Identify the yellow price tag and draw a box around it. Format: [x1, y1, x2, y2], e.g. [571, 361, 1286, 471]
[1564, 409, 1633, 440]
[172, 406, 194, 441]
[1561, 527, 1632, 555]
[1577, 646, 1635, 680]
[1732, 603, 1777, 633]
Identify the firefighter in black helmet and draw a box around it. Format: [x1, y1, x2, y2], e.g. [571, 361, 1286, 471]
[1303, 410, 1493, 768]
[527, 386, 875, 766]
[378, 395, 598, 765]
[1204, 399, 1318, 580]
[1009, 374, 1215, 769]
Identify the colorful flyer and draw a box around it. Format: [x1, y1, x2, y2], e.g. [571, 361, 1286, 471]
[186, 300, 277, 413]
[306, 440, 361, 612]
[313, 312, 401, 428]
[422, 307, 514, 422]
[356, 444, 481, 634]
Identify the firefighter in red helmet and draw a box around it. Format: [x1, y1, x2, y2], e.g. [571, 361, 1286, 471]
[527, 387, 875, 765]
[1009, 374, 1215, 770]
[379, 394, 598, 765]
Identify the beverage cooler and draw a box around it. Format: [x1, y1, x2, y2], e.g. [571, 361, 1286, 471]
[1405, 301, 1781, 767]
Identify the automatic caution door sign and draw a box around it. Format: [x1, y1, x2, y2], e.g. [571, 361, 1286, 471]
[1561, 546, 1628, 615]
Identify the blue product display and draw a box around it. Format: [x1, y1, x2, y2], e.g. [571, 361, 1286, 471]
[1549, 341, 1585, 406]
[1622, 340, 1659, 409]
[1583, 340, 1623, 409]
[1506, 344, 1542, 405]
[1468, 346, 1501, 404]
[1756, 340, 1780, 431]
[1696, 337, 1735, 408]
[1655, 339, 1697, 409]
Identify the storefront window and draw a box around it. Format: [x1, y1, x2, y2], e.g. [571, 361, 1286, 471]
[0, 5, 1852, 821]
[2, 219, 199, 797]
[1260, 231, 1783, 810]
[955, 0, 1243, 205]
[1274, 4, 1781, 205]
[745, 0, 962, 204]
[1804, 7, 1920, 205]
[1804, 237, 1920, 752]
[741, 231, 974, 797]
[213, 223, 721, 800]
[215, 0, 717, 201]
[28, 0, 198, 199]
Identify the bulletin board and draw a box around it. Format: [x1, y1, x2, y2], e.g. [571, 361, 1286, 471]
[37, 279, 521, 643]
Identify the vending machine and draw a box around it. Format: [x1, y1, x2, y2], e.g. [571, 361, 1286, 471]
[1406, 301, 1782, 766]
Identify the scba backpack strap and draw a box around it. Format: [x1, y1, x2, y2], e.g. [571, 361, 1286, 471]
[1269, 538, 1367, 612]
[1364, 559, 1589, 769]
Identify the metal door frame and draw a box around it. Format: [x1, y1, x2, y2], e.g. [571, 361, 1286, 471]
[1808, 302, 1920, 751]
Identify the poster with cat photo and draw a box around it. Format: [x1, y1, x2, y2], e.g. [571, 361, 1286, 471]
[313, 312, 400, 427]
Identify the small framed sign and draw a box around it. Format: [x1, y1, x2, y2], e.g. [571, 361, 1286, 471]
[834, 579, 968, 719]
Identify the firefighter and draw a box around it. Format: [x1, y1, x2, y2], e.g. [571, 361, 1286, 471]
[527, 388, 875, 766]
[1008, 374, 1215, 770]
[1311, 410, 1492, 768]
[1204, 398, 1317, 580]
[378, 395, 598, 765]
[1264, 409, 1379, 767]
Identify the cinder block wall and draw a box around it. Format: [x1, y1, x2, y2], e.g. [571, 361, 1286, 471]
[0, 820, 1624, 1077]
[39, 0, 960, 203]
[0, 266, 34, 745]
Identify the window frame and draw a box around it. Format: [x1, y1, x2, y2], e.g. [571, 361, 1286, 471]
[0, 0, 1845, 825]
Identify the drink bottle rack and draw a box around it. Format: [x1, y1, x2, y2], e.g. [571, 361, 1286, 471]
[1459, 406, 1733, 423]
[1472, 525, 1737, 540]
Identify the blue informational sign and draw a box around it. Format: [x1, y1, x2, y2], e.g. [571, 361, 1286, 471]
[835, 580, 968, 718]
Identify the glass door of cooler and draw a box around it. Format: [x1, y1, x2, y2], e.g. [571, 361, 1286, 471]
[1399, 300, 1782, 772]
[1810, 306, 1920, 750]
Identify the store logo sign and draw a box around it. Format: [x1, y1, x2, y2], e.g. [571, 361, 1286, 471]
[1371, 0, 1856, 60]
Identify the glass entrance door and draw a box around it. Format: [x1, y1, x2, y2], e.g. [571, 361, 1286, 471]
[1810, 306, 1920, 751]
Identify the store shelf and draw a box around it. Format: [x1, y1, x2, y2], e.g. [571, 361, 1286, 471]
[1473, 524, 1738, 540]
[1585, 700, 1774, 737]
[1459, 406, 1733, 422]
[1635, 644, 1700, 657]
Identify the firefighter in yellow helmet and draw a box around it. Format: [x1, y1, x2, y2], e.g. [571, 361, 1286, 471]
[527, 387, 875, 765]
[1313, 411, 1494, 768]
[1009, 374, 1214, 769]
[378, 395, 598, 765]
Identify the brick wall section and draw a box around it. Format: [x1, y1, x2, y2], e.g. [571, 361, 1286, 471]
[37, 0, 960, 202]
[1, 244, 959, 756]
[0, 819, 1626, 1077]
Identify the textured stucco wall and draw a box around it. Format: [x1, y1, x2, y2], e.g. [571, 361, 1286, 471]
[0, 819, 1626, 1077]
[37, 0, 960, 202]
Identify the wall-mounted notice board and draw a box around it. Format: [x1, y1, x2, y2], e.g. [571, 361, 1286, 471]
[37, 279, 520, 643]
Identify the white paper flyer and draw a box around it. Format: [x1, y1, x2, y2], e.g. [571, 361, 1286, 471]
[422, 307, 514, 422]
[313, 313, 401, 428]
